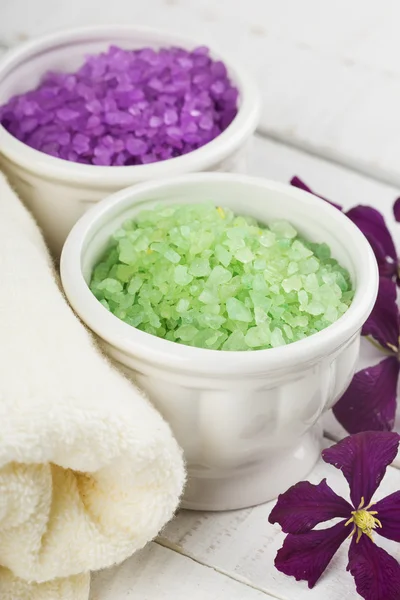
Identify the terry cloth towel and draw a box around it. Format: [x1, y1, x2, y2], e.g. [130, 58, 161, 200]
[0, 173, 185, 600]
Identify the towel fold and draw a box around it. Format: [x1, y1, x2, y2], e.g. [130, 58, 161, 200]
[0, 174, 185, 599]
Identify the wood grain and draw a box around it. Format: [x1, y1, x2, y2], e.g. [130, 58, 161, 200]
[90, 542, 274, 599]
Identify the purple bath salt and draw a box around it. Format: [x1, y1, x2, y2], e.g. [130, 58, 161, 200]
[0, 45, 239, 166]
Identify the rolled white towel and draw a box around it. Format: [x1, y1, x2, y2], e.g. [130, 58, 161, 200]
[0, 174, 185, 599]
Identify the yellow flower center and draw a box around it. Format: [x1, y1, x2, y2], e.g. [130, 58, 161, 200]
[345, 497, 382, 543]
[217, 207, 225, 219]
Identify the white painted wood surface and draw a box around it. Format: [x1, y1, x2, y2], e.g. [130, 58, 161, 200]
[0, 3, 399, 598]
[90, 542, 274, 600]
[3, 0, 400, 184]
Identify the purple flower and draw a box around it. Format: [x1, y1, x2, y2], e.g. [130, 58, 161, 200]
[290, 177, 400, 284]
[269, 432, 400, 600]
[333, 277, 400, 432]
[347, 206, 399, 282]
[290, 176, 400, 433]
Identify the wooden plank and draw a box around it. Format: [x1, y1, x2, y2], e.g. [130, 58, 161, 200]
[249, 135, 400, 219]
[159, 444, 400, 600]
[90, 542, 275, 600]
[3, 1, 400, 183]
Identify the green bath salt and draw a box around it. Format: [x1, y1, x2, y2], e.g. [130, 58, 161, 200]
[90, 203, 353, 351]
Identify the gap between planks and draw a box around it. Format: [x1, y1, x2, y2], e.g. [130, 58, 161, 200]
[155, 537, 286, 600]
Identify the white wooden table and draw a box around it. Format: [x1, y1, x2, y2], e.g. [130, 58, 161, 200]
[1, 2, 400, 598]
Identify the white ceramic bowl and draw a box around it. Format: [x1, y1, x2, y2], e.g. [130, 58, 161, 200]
[60, 173, 378, 511]
[0, 26, 260, 257]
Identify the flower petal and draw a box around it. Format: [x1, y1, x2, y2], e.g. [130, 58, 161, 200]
[269, 479, 352, 533]
[322, 431, 400, 507]
[361, 277, 399, 350]
[347, 534, 400, 600]
[346, 205, 398, 279]
[394, 198, 400, 223]
[274, 521, 349, 588]
[373, 491, 400, 542]
[290, 176, 343, 209]
[332, 357, 400, 434]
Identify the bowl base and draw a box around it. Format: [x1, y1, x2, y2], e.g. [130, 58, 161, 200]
[181, 423, 323, 511]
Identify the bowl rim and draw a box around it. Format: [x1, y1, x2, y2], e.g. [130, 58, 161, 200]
[0, 25, 261, 186]
[60, 172, 379, 376]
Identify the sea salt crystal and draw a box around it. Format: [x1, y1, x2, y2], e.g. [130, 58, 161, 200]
[89, 203, 354, 350]
[0, 45, 239, 166]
